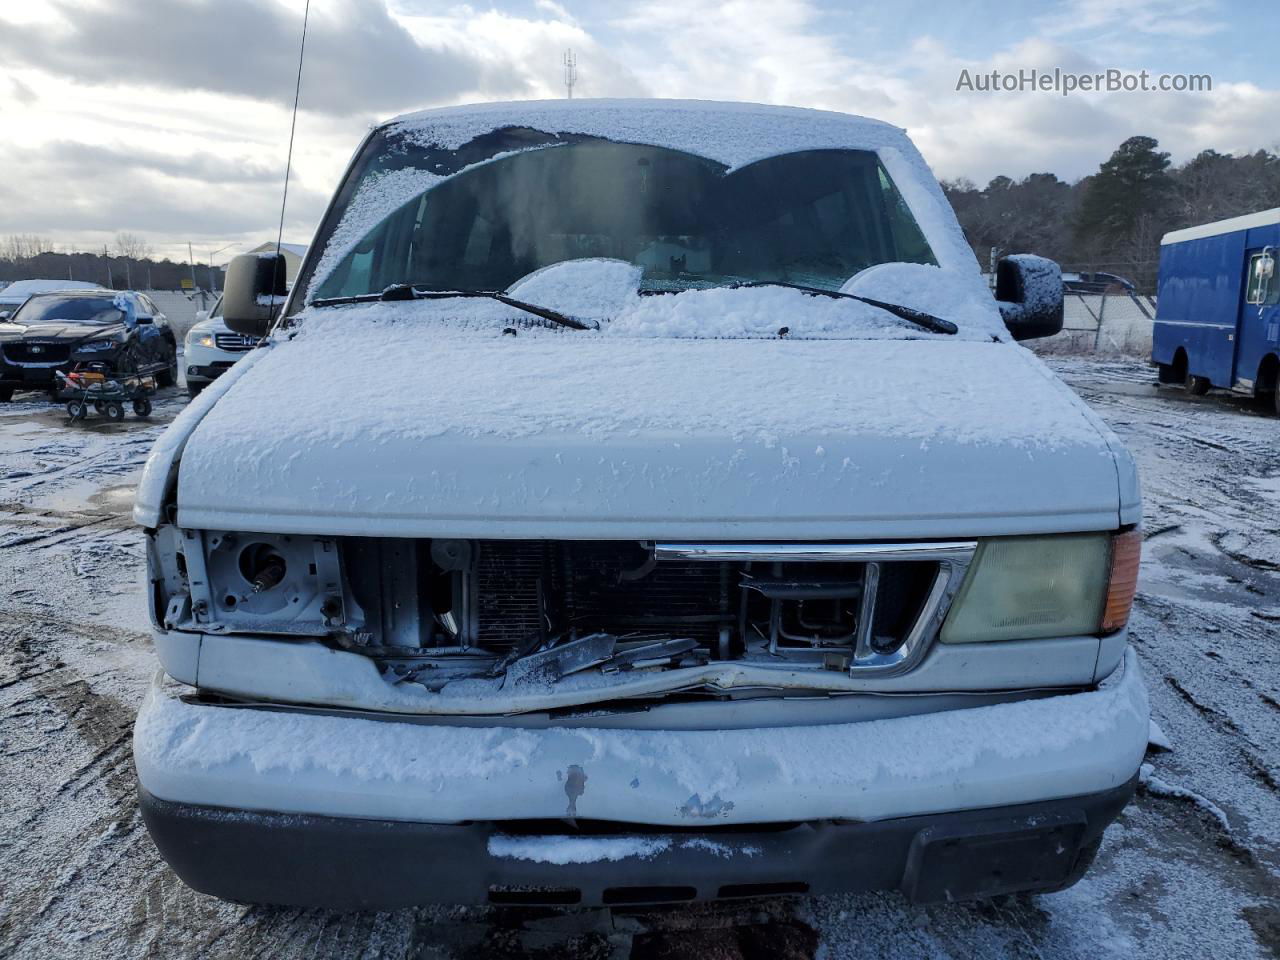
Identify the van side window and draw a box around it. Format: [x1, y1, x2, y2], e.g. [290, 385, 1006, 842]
[1246, 253, 1278, 305]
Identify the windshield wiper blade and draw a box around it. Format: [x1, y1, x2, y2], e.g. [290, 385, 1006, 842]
[312, 284, 597, 331]
[730, 280, 958, 335]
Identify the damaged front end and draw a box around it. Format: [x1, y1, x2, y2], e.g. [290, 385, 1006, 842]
[148, 528, 974, 708]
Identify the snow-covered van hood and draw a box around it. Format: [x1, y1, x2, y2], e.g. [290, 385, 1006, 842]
[159, 306, 1138, 540]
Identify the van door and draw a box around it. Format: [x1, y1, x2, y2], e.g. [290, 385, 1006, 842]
[1235, 248, 1280, 393]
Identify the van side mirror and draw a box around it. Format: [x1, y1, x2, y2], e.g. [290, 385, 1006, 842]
[222, 253, 288, 337]
[0, 311, 10, 322]
[1260, 250, 1275, 303]
[995, 254, 1064, 341]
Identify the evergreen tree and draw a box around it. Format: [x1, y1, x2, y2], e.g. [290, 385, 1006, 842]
[1074, 136, 1172, 249]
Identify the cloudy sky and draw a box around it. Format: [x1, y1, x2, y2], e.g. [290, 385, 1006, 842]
[0, 0, 1274, 263]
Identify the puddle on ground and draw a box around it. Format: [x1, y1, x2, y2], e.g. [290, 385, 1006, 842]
[88, 485, 138, 515]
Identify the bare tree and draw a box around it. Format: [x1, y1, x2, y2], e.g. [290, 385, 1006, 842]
[113, 232, 153, 261]
[0, 234, 56, 262]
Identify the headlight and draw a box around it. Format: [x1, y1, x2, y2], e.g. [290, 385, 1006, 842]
[941, 530, 1140, 643]
[76, 338, 119, 353]
[187, 332, 214, 348]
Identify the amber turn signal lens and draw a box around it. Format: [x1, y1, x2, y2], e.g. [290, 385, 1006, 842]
[1100, 529, 1141, 632]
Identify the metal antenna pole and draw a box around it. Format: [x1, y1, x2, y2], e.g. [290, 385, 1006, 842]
[563, 49, 577, 99]
[275, 0, 312, 300]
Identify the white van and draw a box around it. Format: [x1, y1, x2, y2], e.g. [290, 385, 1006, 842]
[133, 100, 1147, 911]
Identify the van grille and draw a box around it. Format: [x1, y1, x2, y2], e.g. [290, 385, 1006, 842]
[468, 540, 967, 670]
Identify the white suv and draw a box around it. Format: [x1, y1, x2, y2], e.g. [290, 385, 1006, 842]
[133, 100, 1147, 911]
[182, 297, 261, 397]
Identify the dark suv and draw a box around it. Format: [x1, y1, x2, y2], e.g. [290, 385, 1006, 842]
[0, 290, 178, 400]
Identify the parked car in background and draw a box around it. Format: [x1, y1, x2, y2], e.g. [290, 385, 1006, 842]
[134, 99, 1146, 911]
[183, 296, 263, 398]
[0, 290, 177, 400]
[1153, 207, 1280, 414]
[0, 279, 103, 320]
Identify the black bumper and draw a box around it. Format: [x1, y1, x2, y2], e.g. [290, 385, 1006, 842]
[0, 366, 59, 388]
[139, 777, 1135, 910]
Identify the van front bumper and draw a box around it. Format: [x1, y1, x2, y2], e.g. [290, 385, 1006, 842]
[139, 777, 1135, 909]
[134, 649, 1148, 908]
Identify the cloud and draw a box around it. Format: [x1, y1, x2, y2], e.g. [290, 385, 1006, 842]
[534, 0, 576, 23]
[0, 0, 530, 116]
[609, 0, 893, 109]
[41, 141, 284, 185]
[394, 7, 647, 100]
[9, 76, 37, 105]
[1038, 0, 1225, 40]
[0, 139, 327, 241]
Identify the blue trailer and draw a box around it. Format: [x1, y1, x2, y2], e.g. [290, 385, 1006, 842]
[1153, 207, 1280, 415]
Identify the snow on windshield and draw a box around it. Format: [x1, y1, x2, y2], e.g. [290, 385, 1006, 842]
[313, 256, 1005, 341]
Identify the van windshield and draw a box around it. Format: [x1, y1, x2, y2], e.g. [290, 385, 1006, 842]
[304, 128, 937, 304]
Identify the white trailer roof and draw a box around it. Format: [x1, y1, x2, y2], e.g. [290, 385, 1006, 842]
[1161, 207, 1280, 245]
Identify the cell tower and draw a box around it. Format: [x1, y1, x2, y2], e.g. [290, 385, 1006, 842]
[563, 49, 577, 99]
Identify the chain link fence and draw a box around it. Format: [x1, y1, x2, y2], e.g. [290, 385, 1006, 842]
[1028, 269, 1155, 357]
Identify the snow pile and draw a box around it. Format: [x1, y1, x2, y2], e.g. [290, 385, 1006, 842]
[602, 284, 927, 339]
[490, 257, 1003, 339]
[0, 278, 104, 305]
[506, 258, 643, 320]
[841, 262, 998, 334]
[486, 834, 761, 864]
[1140, 762, 1231, 833]
[487, 835, 670, 865]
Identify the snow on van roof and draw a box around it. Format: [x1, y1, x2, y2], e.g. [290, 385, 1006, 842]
[1161, 206, 1280, 245]
[385, 99, 907, 173]
[308, 99, 980, 300]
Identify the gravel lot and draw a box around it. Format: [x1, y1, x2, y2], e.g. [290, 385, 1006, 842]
[1, 355, 1278, 959]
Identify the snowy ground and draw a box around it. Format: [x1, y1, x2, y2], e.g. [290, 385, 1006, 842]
[1, 356, 1277, 960]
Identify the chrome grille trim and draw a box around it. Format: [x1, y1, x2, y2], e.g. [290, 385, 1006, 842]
[655, 541, 977, 677]
[213, 332, 260, 352]
[655, 542, 977, 563]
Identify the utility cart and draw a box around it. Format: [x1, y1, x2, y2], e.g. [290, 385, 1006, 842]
[55, 365, 156, 422]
